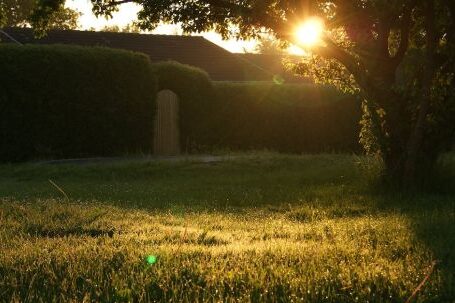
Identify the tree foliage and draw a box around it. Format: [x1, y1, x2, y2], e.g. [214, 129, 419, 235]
[0, 0, 79, 33]
[255, 36, 285, 55]
[25, 0, 455, 188]
[98, 23, 141, 33]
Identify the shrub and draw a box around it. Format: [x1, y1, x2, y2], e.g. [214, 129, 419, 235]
[151, 61, 215, 152]
[210, 82, 361, 153]
[0, 44, 157, 162]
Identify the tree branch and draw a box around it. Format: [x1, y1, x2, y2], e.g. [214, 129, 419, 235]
[103, 0, 135, 7]
[376, 20, 392, 60]
[392, 1, 417, 66]
[203, 0, 250, 11]
[314, 35, 378, 97]
[444, 1, 455, 47]
[404, 0, 438, 185]
[102, 0, 251, 11]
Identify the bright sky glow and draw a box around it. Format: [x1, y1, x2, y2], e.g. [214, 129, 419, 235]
[295, 18, 324, 47]
[65, 0, 257, 53]
[66, 0, 308, 56]
[287, 45, 307, 56]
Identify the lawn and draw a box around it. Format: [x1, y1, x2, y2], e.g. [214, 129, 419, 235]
[0, 153, 454, 302]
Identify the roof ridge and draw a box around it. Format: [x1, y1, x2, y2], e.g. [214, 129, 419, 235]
[4, 27, 206, 39]
[1, 27, 272, 81]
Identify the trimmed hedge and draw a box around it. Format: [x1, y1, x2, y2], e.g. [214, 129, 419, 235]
[1, 49, 361, 161]
[151, 61, 216, 152]
[0, 44, 156, 162]
[152, 62, 361, 153]
[209, 82, 362, 153]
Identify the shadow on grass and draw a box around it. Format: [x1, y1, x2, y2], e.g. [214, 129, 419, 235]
[409, 208, 455, 302]
[360, 154, 455, 300]
[368, 189, 455, 301]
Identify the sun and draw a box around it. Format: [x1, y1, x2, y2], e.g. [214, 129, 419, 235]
[295, 18, 324, 47]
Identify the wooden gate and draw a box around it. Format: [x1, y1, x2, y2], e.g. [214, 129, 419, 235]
[154, 90, 180, 155]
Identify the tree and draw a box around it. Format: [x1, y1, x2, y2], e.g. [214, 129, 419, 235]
[255, 36, 285, 55]
[99, 23, 141, 33]
[0, 0, 35, 28]
[28, 0, 455, 189]
[0, 0, 79, 32]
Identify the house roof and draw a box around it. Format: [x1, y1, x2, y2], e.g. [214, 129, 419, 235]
[0, 27, 271, 81]
[237, 53, 309, 83]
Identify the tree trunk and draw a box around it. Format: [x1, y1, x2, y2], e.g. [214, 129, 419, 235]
[383, 130, 438, 191]
[382, 112, 408, 188]
[403, 0, 437, 190]
[403, 97, 432, 189]
[369, 87, 409, 188]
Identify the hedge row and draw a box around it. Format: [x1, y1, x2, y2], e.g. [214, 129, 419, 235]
[0, 44, 156, 162]
[208, 82, 361, 153]
[152, 64, 362, 153]
[0, 44, 361, 162]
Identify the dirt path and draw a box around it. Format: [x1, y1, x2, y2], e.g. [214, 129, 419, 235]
[38, 155, 232, 165]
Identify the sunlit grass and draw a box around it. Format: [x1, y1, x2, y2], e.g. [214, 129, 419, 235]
[0, 153, 453, 302]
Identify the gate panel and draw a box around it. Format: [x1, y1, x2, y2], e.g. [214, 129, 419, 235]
[154, 90, 180, 155]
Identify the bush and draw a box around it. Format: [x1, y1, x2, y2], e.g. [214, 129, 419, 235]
[0, 44, 157, 162]
[210, 82, 362, 153]
[151, 61, 215, 152]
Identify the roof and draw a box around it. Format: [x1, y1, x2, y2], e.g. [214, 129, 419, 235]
[237, 53, 309, 83]
[0, 27, 270, 81]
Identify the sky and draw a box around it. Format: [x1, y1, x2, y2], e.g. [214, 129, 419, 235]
[65, 0, 258, 53]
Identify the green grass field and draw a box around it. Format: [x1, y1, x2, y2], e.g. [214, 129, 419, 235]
[0, 153, 454, 302]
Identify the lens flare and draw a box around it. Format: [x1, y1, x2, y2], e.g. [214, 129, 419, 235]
[145, 255, 157, 265]
[295, 18, 324, 47]
[273, 74, 285, 85]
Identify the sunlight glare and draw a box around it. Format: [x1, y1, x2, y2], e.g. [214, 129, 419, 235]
[295, 18, 324, 47]
[287, 45, 307, 56]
